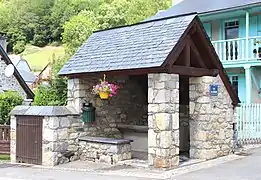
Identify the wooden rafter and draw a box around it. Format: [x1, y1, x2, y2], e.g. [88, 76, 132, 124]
[168, 65, 219, 77]
[164, 42, 186, 70]
[188, 36, 207, 68]
[193, 16, 240, 104]
[184, 41, 191, 66]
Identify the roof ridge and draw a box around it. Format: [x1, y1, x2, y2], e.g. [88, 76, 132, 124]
[94, 12, 197, 33]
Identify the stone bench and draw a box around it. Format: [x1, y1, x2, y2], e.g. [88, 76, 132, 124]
[78, 136, 133, 164]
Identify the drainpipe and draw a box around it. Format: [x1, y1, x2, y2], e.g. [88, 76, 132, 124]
[244, 65, 252, 103]
[246, 11, 249, 60]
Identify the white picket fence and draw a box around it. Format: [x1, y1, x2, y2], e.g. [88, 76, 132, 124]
[236, 103, 261, 144]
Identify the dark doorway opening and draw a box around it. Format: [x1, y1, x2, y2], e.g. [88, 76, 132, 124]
[179, 76, 190, 160]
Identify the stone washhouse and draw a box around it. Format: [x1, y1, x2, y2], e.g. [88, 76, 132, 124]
[10, 14, 240, 169]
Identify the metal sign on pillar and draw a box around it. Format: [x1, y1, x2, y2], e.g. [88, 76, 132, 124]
[209, 84, 219, 96]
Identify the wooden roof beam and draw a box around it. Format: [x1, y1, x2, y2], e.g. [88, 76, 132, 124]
[168, 65, 219, 77]
[188, 36, 207, 68]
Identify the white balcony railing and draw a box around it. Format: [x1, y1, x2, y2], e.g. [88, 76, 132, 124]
[212, 36, 261, 63]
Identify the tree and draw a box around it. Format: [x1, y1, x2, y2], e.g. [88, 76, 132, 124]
[62, 0, 171, 54]
[62, 10, 98, 54]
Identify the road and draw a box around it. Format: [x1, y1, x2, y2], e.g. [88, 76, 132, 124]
[0, 166, 157, 180]
[0, 147, 260, 180]
[174, 147, 261, 180]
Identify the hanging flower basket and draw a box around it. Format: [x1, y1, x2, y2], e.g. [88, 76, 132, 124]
[99, 92, 109, 99]
[92, 74, 119, 99]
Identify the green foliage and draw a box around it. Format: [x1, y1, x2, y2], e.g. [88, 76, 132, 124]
[13, 41, 26, 54]
[0, 0, 171, 53]
[62, 10, 98, 54]
[33, 55, 68, 106]
[62, 0, 171, 53]
[0, 91, 23, 125]
[0, 154, 10, 160]
[33, 85, 60, 106]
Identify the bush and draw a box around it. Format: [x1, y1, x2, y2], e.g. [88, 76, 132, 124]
[33, 85, 62, 106]
[33, 55, 68, 106]
[32, 34, 48, 47]
[0, 91, 23, 125]
[13, 41, 26, 54]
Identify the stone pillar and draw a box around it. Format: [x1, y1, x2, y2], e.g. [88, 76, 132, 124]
[10, 116, 16, 163]
[189, 76, 234, 160]
[67, 78, 86, 113]
[42, 115, 83, 166]
[148, 73, 179, 169]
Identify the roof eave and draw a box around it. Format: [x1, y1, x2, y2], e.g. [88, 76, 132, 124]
[59, 66, 167, 78]
[200, 2, 261, 16]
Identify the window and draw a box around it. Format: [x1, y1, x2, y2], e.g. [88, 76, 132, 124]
[225, 21, 239, 40]
[230, 76, 238, 96]
[224, 20, 239, 60]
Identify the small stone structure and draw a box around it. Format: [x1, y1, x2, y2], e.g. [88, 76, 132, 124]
[78, 136, 132, 164]
[11, 106, 82, 166]
[10, 13, 240, 169]
[10, 74, 236, 168]
[10, 73, 237, 168]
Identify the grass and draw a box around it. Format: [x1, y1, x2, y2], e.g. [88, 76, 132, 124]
[21, 45, 65, 72]
[0, 154, 10, 160]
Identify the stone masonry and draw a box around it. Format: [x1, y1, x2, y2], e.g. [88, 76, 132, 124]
[189, 75, 235, 160]
[78, 137, 132, 164]
[0, 60, 26, 98]
[11, 106, 85, 166]
[148, 73, 180, 169]
[67, 75, 148, 138]
[42, 115, 83, 166]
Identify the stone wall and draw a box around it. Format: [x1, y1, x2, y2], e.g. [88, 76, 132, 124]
[189, 75, 235, 160]
[67, 75, 148, 138]
[78, 140, 131, 164]
[10, 105, 135, 166]
[148, 73, 180, 168]
[0, 60, 26, 98]
[42, 115, 83, 166]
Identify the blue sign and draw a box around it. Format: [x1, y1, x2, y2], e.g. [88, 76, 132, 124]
[209, 84, 219, 96]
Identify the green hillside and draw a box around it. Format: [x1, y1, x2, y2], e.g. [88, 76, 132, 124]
[22, 45, 65, 72]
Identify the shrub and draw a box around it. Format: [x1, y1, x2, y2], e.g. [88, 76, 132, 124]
[32, 34, 48, 47]
[13, 41, 26, 54]
[33, 85, 62, 106]
[33, 55, 68, 106]
[0, 91, 23, 125]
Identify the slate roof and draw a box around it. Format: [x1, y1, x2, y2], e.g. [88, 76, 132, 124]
[19, 70, 37, 84]
[146, 0, 261, 22]
[59, 14, 196, 75]
[11, 106, 78, 117]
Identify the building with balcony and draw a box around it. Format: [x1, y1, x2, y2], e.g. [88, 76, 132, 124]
[149, 0, 261, 103]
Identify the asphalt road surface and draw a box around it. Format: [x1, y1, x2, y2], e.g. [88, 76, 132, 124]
[0, 147, 261, 180]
